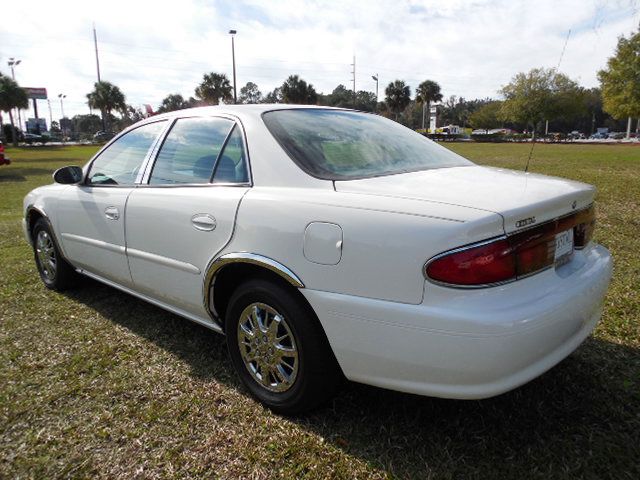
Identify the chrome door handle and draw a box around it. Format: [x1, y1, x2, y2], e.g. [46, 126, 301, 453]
[105, 206, 120, 220]
[191, 213, 216, 231]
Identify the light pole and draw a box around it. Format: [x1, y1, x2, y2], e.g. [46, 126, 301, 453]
[7, 58, 22, 131]
[7, 58, 20, 81]
[229, 29, 237, 104]
[371, 74, 379, 111]
[58, 94, 66, 119]
[58, 94, 66, 140]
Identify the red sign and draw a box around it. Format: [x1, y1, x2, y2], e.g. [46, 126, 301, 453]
[24, 87, 48, 100]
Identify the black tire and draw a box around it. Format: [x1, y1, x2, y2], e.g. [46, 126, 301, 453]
[32, 218, 78, 291]
[225, 278, 342, 415]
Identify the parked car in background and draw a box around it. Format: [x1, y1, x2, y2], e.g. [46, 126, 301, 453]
[568, 131, 585, 140]
[590, 132, 608, 140]
[23, 133, 43, 144]
[45, 131, 63, 142]
[0, 140, 10, 166]
[93, 131, 116, 143]
[23, 105, 613, 414]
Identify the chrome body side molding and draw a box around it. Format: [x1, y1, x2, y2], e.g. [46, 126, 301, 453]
[203, 252, 305, 323]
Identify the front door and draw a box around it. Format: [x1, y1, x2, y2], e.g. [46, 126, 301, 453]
[57, 120, 167, 286]
[125, 116, 250, 318]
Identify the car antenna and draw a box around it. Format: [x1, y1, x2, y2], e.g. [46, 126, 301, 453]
[524, 140, 536, 173]
[525, 28, 571, 174]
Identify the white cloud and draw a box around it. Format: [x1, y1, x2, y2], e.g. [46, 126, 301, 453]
[1, 0, 638, 124]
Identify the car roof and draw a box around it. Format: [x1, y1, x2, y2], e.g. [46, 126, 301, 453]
[148, 103, 347, 122]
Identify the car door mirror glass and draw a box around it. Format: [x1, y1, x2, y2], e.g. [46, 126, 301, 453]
[53, 165, 84, 184]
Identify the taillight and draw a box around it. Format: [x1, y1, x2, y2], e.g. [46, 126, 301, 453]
[426, 239, 516, 286]
[425, 205, 596, 287]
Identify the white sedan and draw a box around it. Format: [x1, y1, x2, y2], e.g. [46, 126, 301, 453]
[23, 105, 612, 414]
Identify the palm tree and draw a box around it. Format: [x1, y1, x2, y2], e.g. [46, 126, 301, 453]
[87, 81, 127, 131]
[281, 75, 318, 104]
[0, 73, 29, 146]
[195, 73, 233, 105]
[416, 80, 443, 131]
[384, 80, 411, 121]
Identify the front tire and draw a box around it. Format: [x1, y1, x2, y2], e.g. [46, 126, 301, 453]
[32, 218, 78, 291]
[225, 279, 342, 415]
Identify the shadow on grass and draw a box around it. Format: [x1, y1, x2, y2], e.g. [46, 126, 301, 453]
[0, 173, 27, 182]
[0, 168, 54, 182]
[64, 279, 640, 479]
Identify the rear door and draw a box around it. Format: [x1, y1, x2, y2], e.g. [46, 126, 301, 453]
[56, 120, 167, 286]
[125, 116, 250, 319]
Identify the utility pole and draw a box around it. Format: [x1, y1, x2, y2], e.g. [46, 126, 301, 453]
[58, 94, 66, 143]
[93, 23, 106, 131]
[350, 55, 356, 108]
[229, 30, 237, 104]
[93, 23, 101, 82]
[47, 99, 53, 128]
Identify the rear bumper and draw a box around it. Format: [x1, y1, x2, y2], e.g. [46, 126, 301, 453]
[302, 244, 612, 399]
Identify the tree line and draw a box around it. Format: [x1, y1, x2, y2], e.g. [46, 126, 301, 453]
[1, 27, 638, 144]
[152, 74, 442, 123]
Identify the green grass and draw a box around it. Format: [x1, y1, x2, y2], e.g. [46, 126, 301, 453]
[1, 143, 639, 479]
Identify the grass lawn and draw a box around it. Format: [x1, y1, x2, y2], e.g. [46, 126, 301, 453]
[1, 143, 638, 479]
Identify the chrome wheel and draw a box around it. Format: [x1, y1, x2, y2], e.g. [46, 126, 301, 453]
[237, 302, 299, 393]
[35, 230, 57, 282]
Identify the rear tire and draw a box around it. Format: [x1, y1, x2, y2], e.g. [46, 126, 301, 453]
[32, 218, 78, 291]
[225, 278, 342, 415]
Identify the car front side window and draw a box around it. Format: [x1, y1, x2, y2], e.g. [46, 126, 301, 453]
[87, 121, 166, 185]
[149, 117, 235, 185]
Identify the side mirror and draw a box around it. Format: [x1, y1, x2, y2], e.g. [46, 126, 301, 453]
[53, 165, 84, 184]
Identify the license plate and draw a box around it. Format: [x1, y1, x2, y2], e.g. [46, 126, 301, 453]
[554, 228, 574, 263]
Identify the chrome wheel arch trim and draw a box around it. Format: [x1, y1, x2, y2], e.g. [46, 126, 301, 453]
[25, 205, 75, 267]
[203, 252, 305, 324]
[24, 205, 49, 245]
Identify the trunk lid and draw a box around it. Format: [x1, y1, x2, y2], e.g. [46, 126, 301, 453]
[334, 166, 595, 233]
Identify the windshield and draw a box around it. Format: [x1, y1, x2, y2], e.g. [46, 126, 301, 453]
[262, 109, 473, 180]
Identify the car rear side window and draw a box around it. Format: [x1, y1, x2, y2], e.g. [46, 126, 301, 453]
[263, 109, 472, 180]
[149, 117, 234, 185]
[87, 121, 166, 185]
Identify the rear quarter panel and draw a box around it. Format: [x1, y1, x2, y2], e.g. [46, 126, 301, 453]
[225, 187, 505, 304]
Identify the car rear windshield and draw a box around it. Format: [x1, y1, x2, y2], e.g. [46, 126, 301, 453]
[262, 109, 472, 180]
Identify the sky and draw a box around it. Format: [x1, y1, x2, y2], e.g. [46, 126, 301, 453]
[1, 0, 639, 125]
